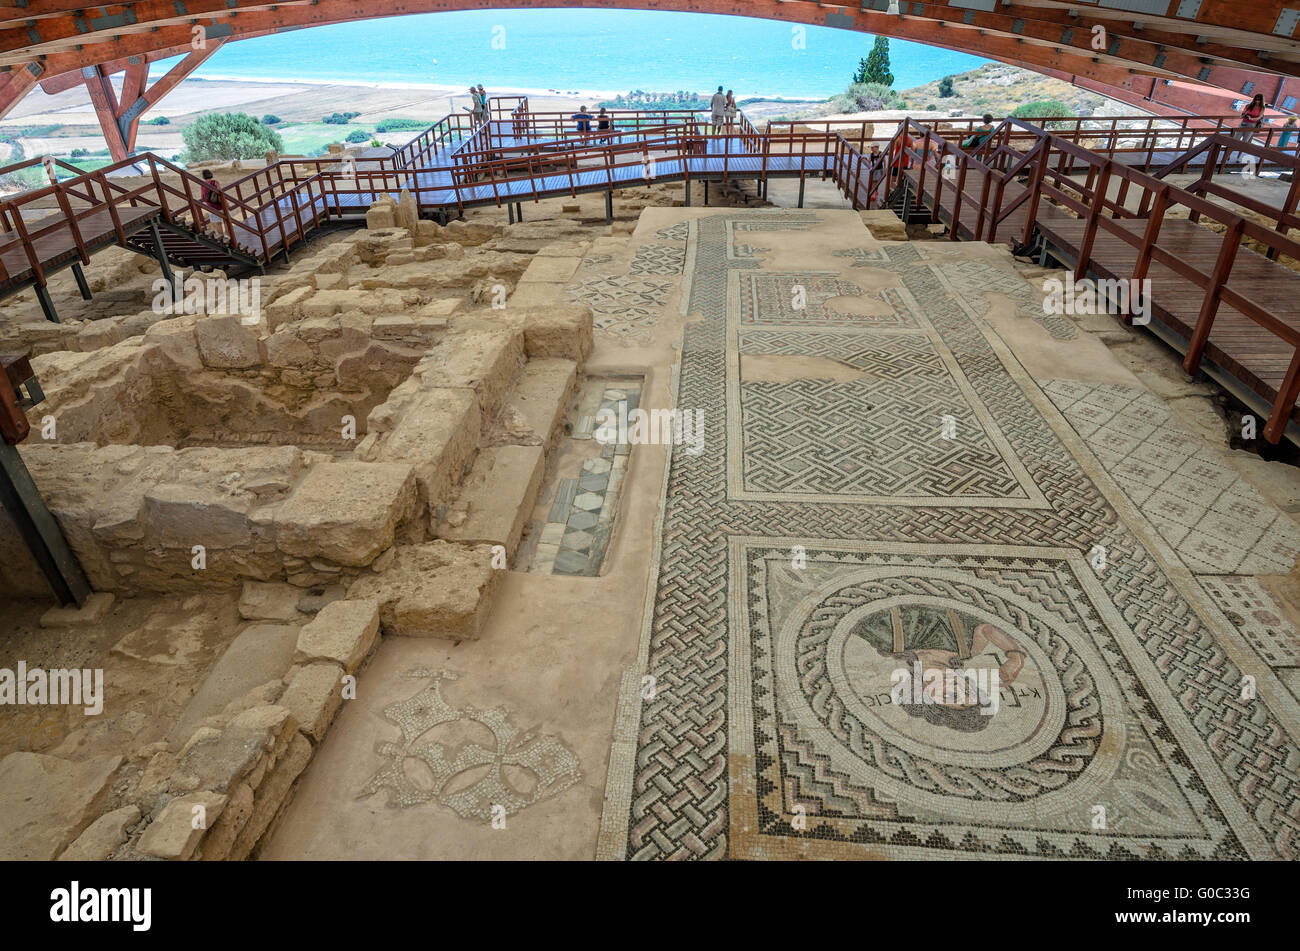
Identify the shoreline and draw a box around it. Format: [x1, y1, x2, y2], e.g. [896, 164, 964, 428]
[187, 73, 824, 103]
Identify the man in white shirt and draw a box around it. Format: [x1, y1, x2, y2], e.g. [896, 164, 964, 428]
[710, 86, 727, 135]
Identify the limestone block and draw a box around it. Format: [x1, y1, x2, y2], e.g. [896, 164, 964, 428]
[860, 209, 909, 241]
[57, 805, 141, 861]
[372, 314, 416, 339]
[279, 662, 346, 741]
[264, 330, 314, 368]
[174, 705, 296, 794]
[143, 483, 252, 550]
[0, 752, 122, 860]
[418, 327, 525, 417]
[522, 304, 593, 363]
[395, 189, 419, 232]
[142, 316, 202, 365]
[227, 732, 311, 860]
[75, 316, 126, 351]
[168, 623, 298, 747]
[136, 791, 228, 860]
[442, 219, 505, 246]
[507, 281, 565, 309]
[313, 272, 347, 291]
[197, 782, 253, 861]
[418, 298, 463, 319]
[39, 591, 115, 628]
[414, 220, 441, 246]
[274, 461, 418, 567]
[366, 203, 396, 230]
[500, 358, 578, 449]
[347, 541, 501, 640]
[438, 444, 544, 558]
[238, 581, 303, 621]
[195, 314, 262, 369]
[265, 286, 313, 330]
[518, 254, 582, 284]
[293, 599, 379, 673]
[365, 388, 478, 510]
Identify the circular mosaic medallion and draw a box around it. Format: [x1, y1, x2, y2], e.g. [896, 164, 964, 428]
[783, 571, 1119, 805]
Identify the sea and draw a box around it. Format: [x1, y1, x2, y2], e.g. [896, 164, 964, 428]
[181, 8, 987, 99]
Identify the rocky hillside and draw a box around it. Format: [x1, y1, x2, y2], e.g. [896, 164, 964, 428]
[892, 63, 1111, 118]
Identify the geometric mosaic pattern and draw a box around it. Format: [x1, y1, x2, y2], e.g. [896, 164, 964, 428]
[1042, 379, 1300, 574]
[598, 210, 1300, 862]
[656, 222, 689, 242]
[738, 271, 875, 327]
[935, 257, 1077, 341]
[566, 274, 674, 345]
[1198, 575, 1300, 667]
[629, 243, 685, 274]
[360, 669, 581, 821]
[732, 295, 1041, 505]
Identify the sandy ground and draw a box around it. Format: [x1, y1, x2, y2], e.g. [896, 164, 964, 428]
[2, 77, 655, 160]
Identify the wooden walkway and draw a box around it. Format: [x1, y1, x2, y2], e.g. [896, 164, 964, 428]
[0, 204, 159, 294]
[893, 122, 1300, 443]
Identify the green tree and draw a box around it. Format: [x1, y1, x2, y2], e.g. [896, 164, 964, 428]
[1010, 100, 1073, 129]
[182, 112, 284, 161]
[854, 37, 894, 87]
[938, 76, 955, 98]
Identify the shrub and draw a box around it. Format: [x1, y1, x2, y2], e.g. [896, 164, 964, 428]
[144, 116, 170, 126]
[345, 129, 369, 143]
[321, 111, 360, 125]
[938, 76, 955, 98]
[1010, 100, 1074, 129]
[261, 115, 281, 125]
[828, 82, 903, 114]
[181, 112, 284, 162]
[375, 118, 431, 132]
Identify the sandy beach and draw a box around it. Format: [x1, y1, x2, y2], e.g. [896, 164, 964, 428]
[1, 77, 642, 159]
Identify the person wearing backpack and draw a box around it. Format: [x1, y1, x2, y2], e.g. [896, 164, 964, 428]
[199, 169, 226, 235]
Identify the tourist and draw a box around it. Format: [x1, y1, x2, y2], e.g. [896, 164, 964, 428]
[198, 169, 225, 235]
[724, 90, 738, 132]
[961, 114, 995, 150]
[476, 85, 490, 123]
[572, 106, 594, 136]
[596, 107, 614, 142]
[868, 143, 884, 171]
[710, 85, 727, 135]
[1279, 115, 1298, 151]
[1235, 94, 1267, 174]
[466, 86, 484, 125]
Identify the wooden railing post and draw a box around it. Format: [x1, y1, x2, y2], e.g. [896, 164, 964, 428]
[1264, 348, 1300, 443]
[1075, 161, 1113, 277]
[1183, 217, 1245, 375]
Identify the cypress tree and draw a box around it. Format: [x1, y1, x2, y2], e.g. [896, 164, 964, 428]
[856, 37, 894, 88]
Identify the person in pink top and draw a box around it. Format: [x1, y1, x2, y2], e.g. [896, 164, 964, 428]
[1234, 93, 1268, 176]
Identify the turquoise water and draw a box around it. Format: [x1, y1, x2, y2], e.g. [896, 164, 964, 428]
[184, 9, 986, 99]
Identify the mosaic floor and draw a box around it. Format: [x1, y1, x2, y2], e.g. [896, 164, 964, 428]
[529, 380, 637, 577]
[596, 212, 1300, 861]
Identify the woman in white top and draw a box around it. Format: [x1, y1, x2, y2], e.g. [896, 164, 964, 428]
[724, 91, 738, 131]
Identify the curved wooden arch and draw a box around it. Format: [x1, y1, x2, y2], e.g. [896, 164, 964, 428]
[3, 0, 1297, 157]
